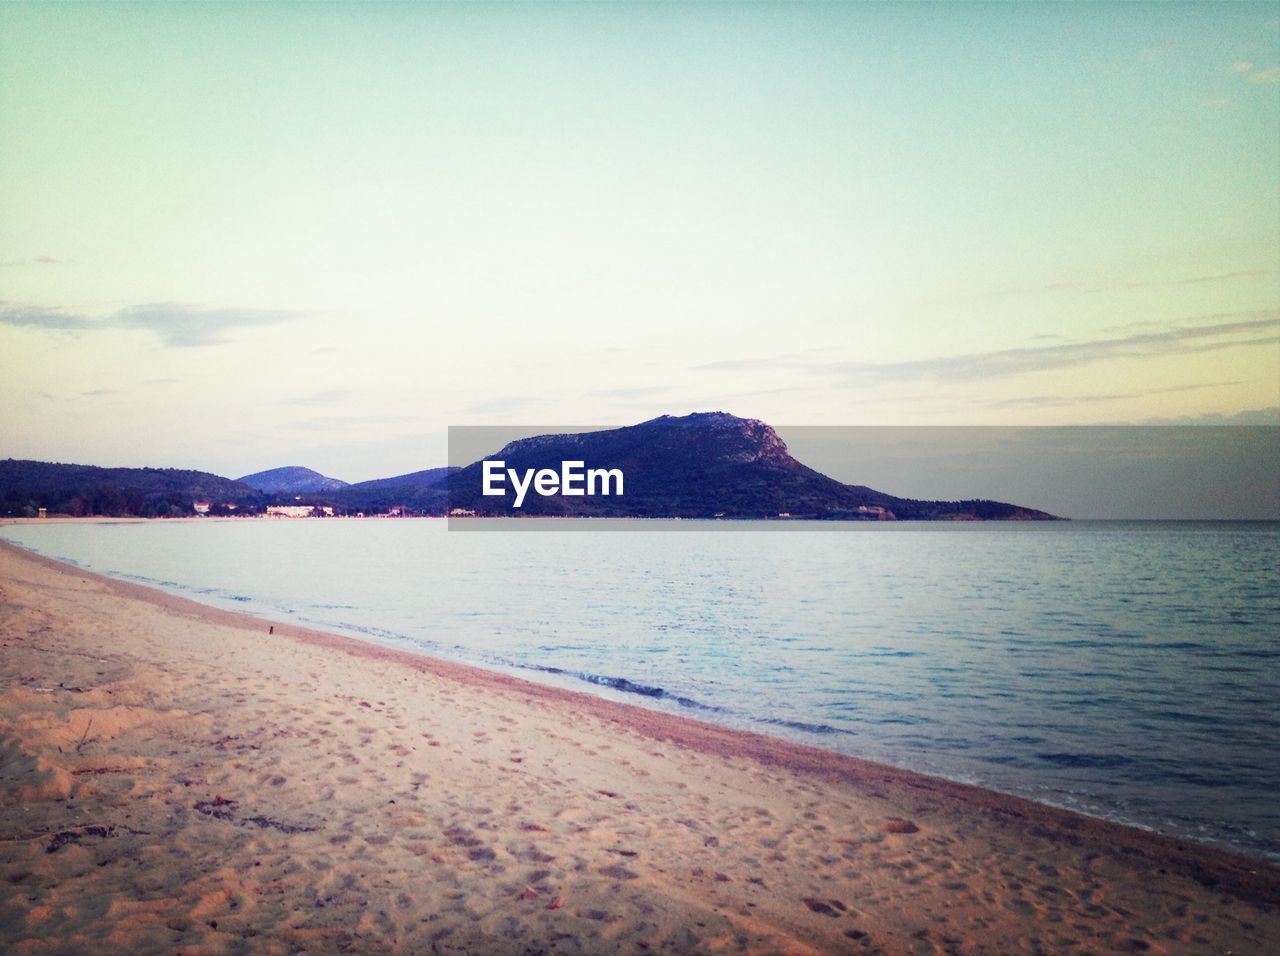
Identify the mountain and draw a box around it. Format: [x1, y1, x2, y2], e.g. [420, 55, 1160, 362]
[0, 459, 261, 518]
[311, 466, 459, 514]
[237, 466, 350, 495]
[351, 467, 457, 491]
[1, 412, 1062, 520]
[444, 412, 1060, 520]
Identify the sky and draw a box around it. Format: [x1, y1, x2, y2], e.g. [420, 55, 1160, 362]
[1, 2, 1278, 482]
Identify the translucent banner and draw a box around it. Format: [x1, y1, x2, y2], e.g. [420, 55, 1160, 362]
[444, 418, 1279, 528]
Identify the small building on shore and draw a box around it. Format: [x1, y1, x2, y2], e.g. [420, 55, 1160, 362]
[266, 505, 318, 518]
[264, 504, 336, 518]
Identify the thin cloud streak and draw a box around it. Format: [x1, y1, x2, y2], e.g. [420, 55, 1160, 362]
[0, 302, 307, 347]
[281, 413, 421, 433]
[463, 396, 554, 417]
[0, 255, 70, 268]
[987, 381, 1242, 409]
[278, 389, 351, 407]
[1128, 270, 1270, 288]
[1133, 406, 1280, 426]
[1230, 59, 1280, 84]
[696, 315, 1280, 384]
[981, 269, 1269, 300]
[585, 386, 670, 401]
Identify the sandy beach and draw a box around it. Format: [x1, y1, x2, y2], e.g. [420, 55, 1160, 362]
[1, 539, 1277, 954]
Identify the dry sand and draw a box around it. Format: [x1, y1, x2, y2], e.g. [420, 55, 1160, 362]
[0, 538, 1276, 955]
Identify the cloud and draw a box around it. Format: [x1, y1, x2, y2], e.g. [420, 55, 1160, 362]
[585, 386, 669, 401]
[696, 313, 1280, 384]
[989, 393, 1143, 409]
[982, 269, 1268, 299]
[1131, 406, 1280, 426]
[979, 280, 1084, 299]
[1231, 60, 1280, 83]
[1098, 310, 1265, 333]
[463, 396, 553, 417]
[114, 303, 304, 346]
[279, 388, 350, 407]
[723, 385, 808, 399]
[0, 301, 307, 347]
[986, 381, 1242, 409]
[1128, 269, 1269, 288]
[0, 255, 70, 268]
[0, 305, 97, 332]
[281, 413, 419, 433]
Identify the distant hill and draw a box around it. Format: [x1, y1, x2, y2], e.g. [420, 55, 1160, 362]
[0, 458, 450, 518]
[313, 466, 458, 515]
[319, 484, 447, 516]
[0, 459, 261, 518]
[351, 467, 457, 491]
[445, 412, 1060, 520]
[1, 412, 1062, 520]
[237, 466, 350, 494]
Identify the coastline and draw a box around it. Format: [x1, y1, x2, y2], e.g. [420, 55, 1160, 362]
[1, 538, 1277, 954]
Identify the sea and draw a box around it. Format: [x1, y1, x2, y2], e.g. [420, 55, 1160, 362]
[3, 519, 1277, 862]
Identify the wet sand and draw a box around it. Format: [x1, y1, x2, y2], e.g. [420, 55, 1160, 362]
[1, 538, 1277, 954]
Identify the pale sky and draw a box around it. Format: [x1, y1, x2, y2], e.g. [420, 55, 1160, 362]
[2, 2, 1277, 482]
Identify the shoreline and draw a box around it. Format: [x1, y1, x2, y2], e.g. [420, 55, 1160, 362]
[2, 538, 1278, 952]
[1, 524, 1274, 863]
[4, 535, 1276, 874]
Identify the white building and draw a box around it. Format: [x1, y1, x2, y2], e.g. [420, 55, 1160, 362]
[266, 505, 318, 518]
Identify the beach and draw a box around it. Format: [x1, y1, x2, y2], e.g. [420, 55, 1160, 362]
[1, 539, 1277, 954]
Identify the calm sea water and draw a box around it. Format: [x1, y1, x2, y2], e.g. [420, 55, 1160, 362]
[3, 519, 1278, 861]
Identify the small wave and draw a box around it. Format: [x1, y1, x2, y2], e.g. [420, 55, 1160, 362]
[873, 715, 929, 726]
[519, 664, 720, 713]
[319, 619, 424, 646]
[1150, 710, 1224, 725]
[505, 661, 855, 737]
[865, 649, 920, 658]
[1165, 771, 1237, 789]
[1035, 752, 1135, 769]
[759, 716, 851, 736]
